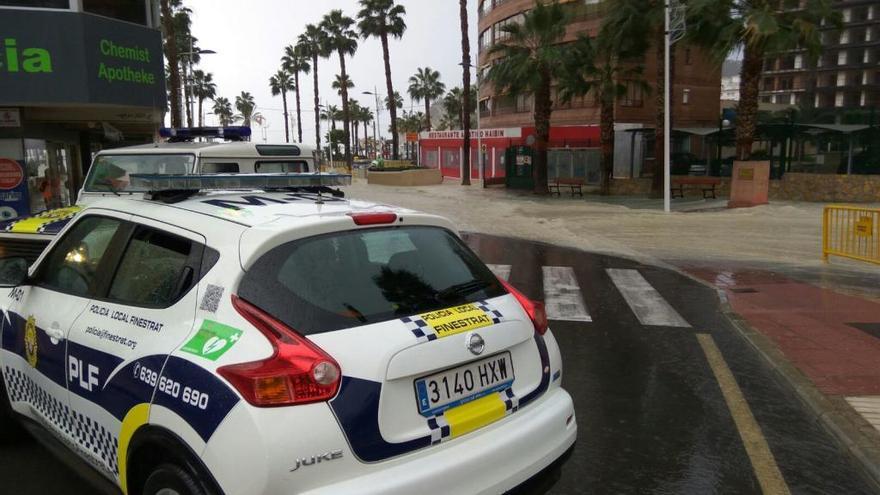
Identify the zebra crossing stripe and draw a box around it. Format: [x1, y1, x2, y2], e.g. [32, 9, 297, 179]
[606, 269, 691, 327]
[542, 266, 592, 322]
[846, 397, 880, 434]
[486, 264, 511, 281]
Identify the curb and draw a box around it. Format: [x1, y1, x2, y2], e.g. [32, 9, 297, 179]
[707, 281, 880, 492]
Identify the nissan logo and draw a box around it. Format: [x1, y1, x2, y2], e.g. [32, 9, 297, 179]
[467, 333, 485, 355]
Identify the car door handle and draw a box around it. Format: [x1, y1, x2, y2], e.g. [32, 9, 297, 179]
[46, 324, 64, 341]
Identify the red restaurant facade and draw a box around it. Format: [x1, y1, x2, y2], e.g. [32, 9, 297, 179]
[418, 126, 601, 180]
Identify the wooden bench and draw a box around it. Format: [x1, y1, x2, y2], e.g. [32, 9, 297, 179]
[671, 176, 722, 199]
[549, 177, 585, 197]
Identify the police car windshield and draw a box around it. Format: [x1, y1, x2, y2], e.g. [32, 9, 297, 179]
[84, 154, 195, 193]
[238, 226, 507, 335]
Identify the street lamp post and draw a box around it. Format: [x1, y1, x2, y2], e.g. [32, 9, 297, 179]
[180, 42, 216, 128]
[362, 89, 382, 159]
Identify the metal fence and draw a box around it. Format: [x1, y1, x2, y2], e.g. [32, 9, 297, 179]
[823, 205, 880, 265]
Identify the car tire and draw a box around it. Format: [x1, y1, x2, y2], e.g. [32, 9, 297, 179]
[142, 463, 207, 495]
[0, 377, 26, 443]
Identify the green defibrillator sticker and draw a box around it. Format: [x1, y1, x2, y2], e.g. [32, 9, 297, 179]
[181, 320, 243, 361]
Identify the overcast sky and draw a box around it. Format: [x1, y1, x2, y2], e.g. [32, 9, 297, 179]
[187, 0, 477, 144]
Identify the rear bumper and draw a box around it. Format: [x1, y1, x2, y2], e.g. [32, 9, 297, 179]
[304, 387, 577, 495]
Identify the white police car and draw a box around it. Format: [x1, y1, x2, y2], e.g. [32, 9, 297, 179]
[0, 127, 318, 263]
[0, 174, 576, 495]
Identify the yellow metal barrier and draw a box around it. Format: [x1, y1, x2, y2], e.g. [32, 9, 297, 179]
[823, 205, 880, 265]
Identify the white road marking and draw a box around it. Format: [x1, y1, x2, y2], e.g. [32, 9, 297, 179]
[542, 266, 592, 322]
[486, 264, 511, 281]
[607, 269, 691, 327]
[846, 397, 880, 433]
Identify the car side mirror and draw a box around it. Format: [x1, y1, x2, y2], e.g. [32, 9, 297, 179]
[0, 257, 29, 287]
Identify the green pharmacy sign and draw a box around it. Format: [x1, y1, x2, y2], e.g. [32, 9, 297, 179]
[0, 38, 52, 73]
[0, 9, 166, 108]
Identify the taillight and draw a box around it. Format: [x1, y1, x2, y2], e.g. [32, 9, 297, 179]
[500, 279, 548, 335]
[348, 212, 398, 225]
[218, 295, 341, 407]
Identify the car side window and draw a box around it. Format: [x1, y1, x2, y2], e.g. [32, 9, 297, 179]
[38, 216, 123, 297]
[108, 227, 195, 307]
[255, 161, 308, 173]
[202, 162, 240, 174]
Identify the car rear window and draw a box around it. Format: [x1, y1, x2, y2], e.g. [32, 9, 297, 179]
[237, 227, 506, 335]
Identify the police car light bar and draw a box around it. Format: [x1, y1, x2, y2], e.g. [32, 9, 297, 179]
[129, 173, 352, 192]
[159, 126, 252, 142]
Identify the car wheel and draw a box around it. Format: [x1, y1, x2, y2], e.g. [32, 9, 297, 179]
[142, 463, 206, 495]
[0, 378, 26, 443]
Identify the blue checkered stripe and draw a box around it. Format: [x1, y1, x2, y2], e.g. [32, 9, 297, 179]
[400, 315, 437, 343]
[3, 367, 119, 475]
[401, 300, 506, 342]
[474, 300, 504, 325]
[427, 414, 451, 445]
[425, 387, 519, 445]
[502, 387, 519, 413]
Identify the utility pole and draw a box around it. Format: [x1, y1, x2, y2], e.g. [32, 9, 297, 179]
[664, 0, 686, 213]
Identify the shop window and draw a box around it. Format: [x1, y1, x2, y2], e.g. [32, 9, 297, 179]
[83, 0, 147, 26]
[620, 81, 643, 107]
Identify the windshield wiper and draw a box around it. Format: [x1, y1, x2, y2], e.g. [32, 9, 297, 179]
[435, 280, 492, 301]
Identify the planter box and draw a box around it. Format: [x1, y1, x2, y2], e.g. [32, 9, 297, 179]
[367, 168, 443, 187]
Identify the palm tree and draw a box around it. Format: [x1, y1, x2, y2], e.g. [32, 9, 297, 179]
[191, 70, 216, 127]
[349, 100, 362, 156]
[408, 67, 445, 131]
[235, 91, 257, 128]
[560, 34, 647, 195]
[269, 70, 294, 143]
[212, 96, 234, 126]
[321, 105, 341, 161]
[688, 0, 836, 160]
[359, 106, 374, 155]
[385, 91, 403, 113]
[159, 0, 182, 127]
[459, 0, 472, 185]
[322, 10, 359, 167]
[442, 87, 477, 130]
[297, 24, 329, 151]
[172, 6, 197, 127]
[281, 44, 311, 143]
[486, 2, 570, 194]
[333, 74, 356, 153]
[357, 0, 407, 160]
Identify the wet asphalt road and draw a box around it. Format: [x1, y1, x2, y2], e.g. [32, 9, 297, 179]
[3, 234, 877, 494]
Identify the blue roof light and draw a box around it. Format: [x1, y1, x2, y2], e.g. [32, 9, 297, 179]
[159, 126, 252, 142]
[129, 173, 351, 192]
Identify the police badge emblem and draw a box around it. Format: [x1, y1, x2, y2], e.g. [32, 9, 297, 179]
[24, 315, 37, 368]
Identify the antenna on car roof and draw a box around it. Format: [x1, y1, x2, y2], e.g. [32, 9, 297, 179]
[315, 150, 324, 205]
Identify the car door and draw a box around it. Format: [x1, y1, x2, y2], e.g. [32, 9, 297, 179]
[64, 216, 206, 481]
[0, 213, 129, 445]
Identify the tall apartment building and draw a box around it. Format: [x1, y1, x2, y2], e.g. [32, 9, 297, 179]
[759, 1, 878, 111]
[477, 0, 722, 130]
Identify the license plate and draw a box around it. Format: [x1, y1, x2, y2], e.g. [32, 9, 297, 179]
[415, 352, 514, 417]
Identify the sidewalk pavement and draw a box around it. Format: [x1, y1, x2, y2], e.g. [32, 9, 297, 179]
[344, 179, 880, 481]
[685, 266, 880, 484]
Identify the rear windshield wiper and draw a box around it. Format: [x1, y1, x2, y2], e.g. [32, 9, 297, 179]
[435, 279, 492, 301]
